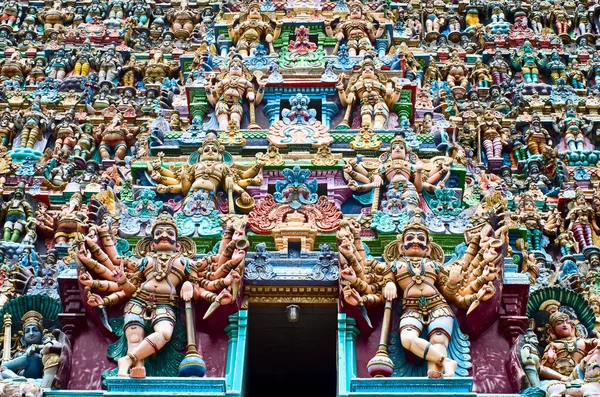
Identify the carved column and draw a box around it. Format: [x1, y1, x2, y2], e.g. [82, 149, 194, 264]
[338, 313, 359, 397]
[186, 87, 209, 125]
[375, 38, 388, 59]
[321, 101, 339, 129]
[262, 100, 282, 126]
[225, 310, 248, 394]
[499, 261, 530, 346]
[58, 274, 87, 340]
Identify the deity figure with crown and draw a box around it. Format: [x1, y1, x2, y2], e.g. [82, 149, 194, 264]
[564, 188, 600, 250]
[552, 101, 594, 152]
[343, 136, 452, 212]
[148, 133, 264, 213]
[75, 212, 247, 378]
[1, 310, 64, 388]
[227, 1, 282, 57]
[325, 0, 386, 57]
[0, 181, 35, 243]
[537, 311, 600, 396]
[205, 55, 266, 131]
[337, 218, 503, 377]
[336, 55, 403, 130]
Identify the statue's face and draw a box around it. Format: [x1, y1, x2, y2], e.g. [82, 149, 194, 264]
[530, 163, 539, 174]
[362, 64, 375, 79]
[229, 62, 242, 77]
[591, 300, 600, 316]
[248, 7, 261, 20]
[553, 317, 575, 338]
[201, 142, 220, 161]
[14, 188, 24, 200]
[402, 229, 428, 257]
[523, 200, 535, 211]
[152, 225, 177, 250]
[350, 5, 363, 18]
[524, 332, 538, 345]
[566, 107, 576, 117]
[391, 141, 406, 159]
[23, 324, 43, 345]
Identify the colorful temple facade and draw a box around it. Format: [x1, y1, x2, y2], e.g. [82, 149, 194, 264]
[0, 0, 599, 396]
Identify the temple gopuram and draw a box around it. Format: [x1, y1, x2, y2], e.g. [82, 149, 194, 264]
[2, 0, 600, 396]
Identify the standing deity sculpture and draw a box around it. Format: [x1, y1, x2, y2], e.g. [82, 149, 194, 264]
[18, 99, 50, 149]
[443, 51, 469, 99]
[0, 182, 35, 243]
[565, 188, 599, 250]
[77, 213, 247, 377]
[227, 1, 282, 57]
[93, 114, 139, 162]
[148, 134, 264, 212]
[511, 41, 546, 84]
[96, 45, 124, 84]
[524, 113, 552, 156]
[552, 102, 593, 151]
[337, 219, 501, 377]
[325, 0, 385, 57]
[205, 55, 266, 131]
[477, 110, 506, 161]
[336, 55, 403, 129]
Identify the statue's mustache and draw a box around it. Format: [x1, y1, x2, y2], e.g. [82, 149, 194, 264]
[404, 242, 427, 251]
[154, 236, 176, 245]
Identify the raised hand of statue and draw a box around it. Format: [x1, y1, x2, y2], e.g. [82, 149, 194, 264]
[86, 292, 104, 308]
[347, 180, 359, 191]
[449, 264, 463, 285]
[85, 232, 99, 247]
[150, 158, 162, 171]
[232, 248, 246, 264]
[337, 237, 355, 258]
[342, 285, 361, 306]
[477, 282, 495, 301]
[384, 281, 398, 301]
[113, 259, 126, 284]
[180, 280, 194, 302]
[78, 271, 94, 287]
[26, 345, 37, 357]
[341, 266, 357, 283]
[77, 246, 92, 262]
[372, 174, 383, 187]
[156, 184, 170, 194]
[482, 264, 498, 281]
[225, 269, 241, 286]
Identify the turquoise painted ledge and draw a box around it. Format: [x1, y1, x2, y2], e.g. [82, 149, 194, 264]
[43, 378, 239, 397]
[349, 377, 476, 397]
[44, 390, 104, 397]
[104, 377, 226, 397]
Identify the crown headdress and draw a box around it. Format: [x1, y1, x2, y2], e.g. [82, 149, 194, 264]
[151, 211, 178, 237]
[21, 311, 43, 330]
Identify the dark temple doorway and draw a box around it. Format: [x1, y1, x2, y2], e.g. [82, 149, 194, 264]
[246, 305, 337, 397]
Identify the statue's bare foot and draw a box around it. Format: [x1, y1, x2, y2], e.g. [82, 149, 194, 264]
[130, 366, 146, 378]
[442, 358, 458, 377]
[427, 369, 443, 378]
[117, 356, 132, 377]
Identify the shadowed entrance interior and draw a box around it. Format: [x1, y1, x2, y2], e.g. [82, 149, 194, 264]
[246, 305, 337, 397]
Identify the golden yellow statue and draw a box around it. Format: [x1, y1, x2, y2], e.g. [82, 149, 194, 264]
[148, 134, 264, 212]
[205, 55, 266, 130]
[336, 55, 403, 129]
[227, 1, 282, 57]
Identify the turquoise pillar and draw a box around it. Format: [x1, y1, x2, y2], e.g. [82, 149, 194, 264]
[338, 313, 359, 397]
[225, 310, 248, 396]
